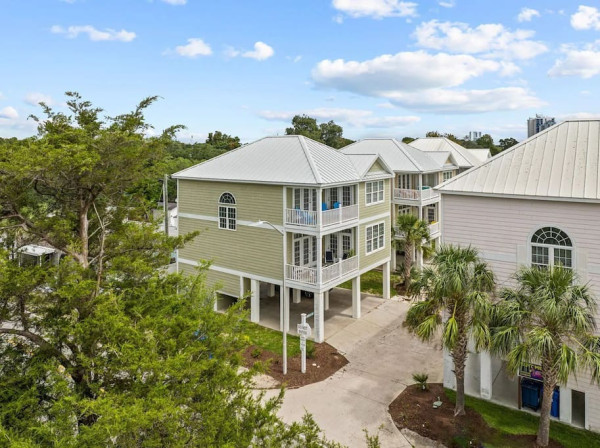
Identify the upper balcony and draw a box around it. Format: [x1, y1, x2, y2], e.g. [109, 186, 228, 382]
[393, 187, 440, 204]
[285, 186, 359, 231]
[285, 204, 358, 229]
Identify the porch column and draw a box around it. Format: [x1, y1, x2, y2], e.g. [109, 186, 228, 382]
[383, 261, 391, 300]
[213, 292, 218, 312]
[324, 290, 330, 311]
[268, 284, 276, 297]
[279, 286, 284, 331]
[314, 292, 325, 343]
[250, 279, 260, 323]
[352, 275, 361, 319]
[480, 351, 493, 400]
[284, 287, 290, 332]
[560, 387, 572, 424]
[391, 246, 397, 272]
[293, 288, 301, 304]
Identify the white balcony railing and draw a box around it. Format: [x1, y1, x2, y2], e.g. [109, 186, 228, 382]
[285, 256, 359, 286]
[393, 188, 440, 202]
[286, 264, 317, 285]
[285, 209, 318, 227]
[285, 204, 358, 228]
[321, 204, 359, 227]
[429, 221, 440, 235]
[395, 222, 440, 239]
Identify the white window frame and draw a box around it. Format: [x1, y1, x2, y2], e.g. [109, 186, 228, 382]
[365, 180, 384, 206]
[442, 171, 453, 182]
[398, 174, 411, 190]
[365, 221, 385, 255]
[529, 226, 573, 269]
[218, 192, 236, 231]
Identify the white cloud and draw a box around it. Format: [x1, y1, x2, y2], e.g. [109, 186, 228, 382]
[242, 42, 274, 61]
[332, 0, 418, 19]
[559, 112, 600, 120]
[161, 0, 187, 4]
[438, 1, 455, 7]
[413, 20, 547, 60]
[0, 106, 18, 120]
[549, 41, 600, 78]
[376, 102, 396, 109]
[24, 92, 53, 106]
[384, 87, 545, 113]
[517, 8, 540, 22]
[571, 5, 600, 30]
[258, 107, 420, 128]
[50, 25, 136, 42]
[312, 51, 502, 94]
[311, 51, 544, 113]
[174, 38, 212, 58]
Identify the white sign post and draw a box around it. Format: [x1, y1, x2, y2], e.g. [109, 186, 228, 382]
[297, 313, 312, 374]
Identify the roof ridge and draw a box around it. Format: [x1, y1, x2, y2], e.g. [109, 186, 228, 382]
[172, 136, 270, 177]
[437, 120, 569, 190]
[297, 135, 323, 184]
[392, 138, 426, 171]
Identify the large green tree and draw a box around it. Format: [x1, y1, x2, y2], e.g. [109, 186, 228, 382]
[0, 94, 337, 447]
[491, 266, 600, 447]
[285, 115, 353, 148]
[205, 130, 241, 150]
[406, 246, 495, 416]
[394, 213, 431, 286]
[498, 137, 518, 152]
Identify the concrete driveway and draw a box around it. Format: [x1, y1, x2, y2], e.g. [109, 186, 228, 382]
[264, 296, 443, 448]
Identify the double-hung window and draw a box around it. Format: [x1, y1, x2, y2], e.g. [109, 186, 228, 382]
[366, 181, 384, 205]
[366, 222, 385, 254]
[443, 171, 453, 182]
[218, 192, 236, 230]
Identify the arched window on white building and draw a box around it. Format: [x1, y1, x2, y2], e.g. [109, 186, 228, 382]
[531, 227, 572, 269]
[218, 193, 236, 230]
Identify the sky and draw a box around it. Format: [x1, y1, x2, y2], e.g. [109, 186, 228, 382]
[1, 0, 600, 143]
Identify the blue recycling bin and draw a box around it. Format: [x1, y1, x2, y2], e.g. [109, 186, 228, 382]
[551, 389, 560, 418]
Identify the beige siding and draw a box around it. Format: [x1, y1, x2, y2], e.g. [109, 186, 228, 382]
[368, 160, 386, 175]
[178, 217, 283, 281]
[359, 179, 390, 219]
[359, 215, 391, 269]
[178, 179, 283, 225]
[442, 193, 600, 431]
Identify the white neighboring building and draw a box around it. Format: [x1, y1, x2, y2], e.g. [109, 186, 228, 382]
[437, 119, 600, 432]
[409, 137, 490, 172]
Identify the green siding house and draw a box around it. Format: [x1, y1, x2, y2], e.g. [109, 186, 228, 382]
[173, 135, 393, 342]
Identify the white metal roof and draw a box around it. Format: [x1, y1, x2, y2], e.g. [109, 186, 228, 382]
[438, 120, 600, 202]
[409, 137, 480, 168]
[341, 138, 455, 173]
[173, 135, 391, 186]
[18, 244, 56, 256]
[345, 153, 395, 180]
[466, 148, 491, 164]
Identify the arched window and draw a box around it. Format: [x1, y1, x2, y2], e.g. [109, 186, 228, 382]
[218, 193, 236, 230]
[531, 227, 572, 269]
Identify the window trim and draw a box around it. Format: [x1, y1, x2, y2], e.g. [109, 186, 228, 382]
[218, 192, 237, 231]
[365, 180, 385, 206]
[528, 226, 575, 269]
[442, 171, 453, 182]
[365, 221, 386, 255]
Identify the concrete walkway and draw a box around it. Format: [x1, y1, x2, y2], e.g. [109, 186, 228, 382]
[264, 297, 443, 448]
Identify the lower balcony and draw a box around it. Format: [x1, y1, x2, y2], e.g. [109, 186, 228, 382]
[395, 221, 441, 239]
[393, 187, 439, 202]
[285, 256, 359, 286]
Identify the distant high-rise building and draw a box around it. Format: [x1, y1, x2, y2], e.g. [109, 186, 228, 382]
[467, 131, 482, 141]
[527, 114, 556, 137]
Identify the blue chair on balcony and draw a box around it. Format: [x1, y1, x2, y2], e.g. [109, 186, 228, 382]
[322, 202, 328, 211]
[325, 251, 334, 265]
[333, 202, 340, 209]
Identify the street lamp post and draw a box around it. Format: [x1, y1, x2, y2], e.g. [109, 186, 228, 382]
[252, 220, 288, 375]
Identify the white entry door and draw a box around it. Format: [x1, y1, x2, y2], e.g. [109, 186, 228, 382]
[293, 188, 317, 211]
[294, 235, 316, 266]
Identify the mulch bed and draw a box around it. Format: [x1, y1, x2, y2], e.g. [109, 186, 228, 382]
[242, 342, 348, 388]
[389, 383, 563, 448]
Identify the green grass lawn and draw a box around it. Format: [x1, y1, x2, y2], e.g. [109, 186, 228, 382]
[338, 269, 401, 296]
[243, 321, 314, 358]
[445, 389, 600, 448]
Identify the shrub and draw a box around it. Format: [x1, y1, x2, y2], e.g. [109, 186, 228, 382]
[412, 372, 429, 391]
[251, 347, 263, 359]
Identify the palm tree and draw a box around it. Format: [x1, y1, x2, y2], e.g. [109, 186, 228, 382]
[491, 266, 600, 447]
[394, 213, 431, 287]
[406, 245, 495, 416]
